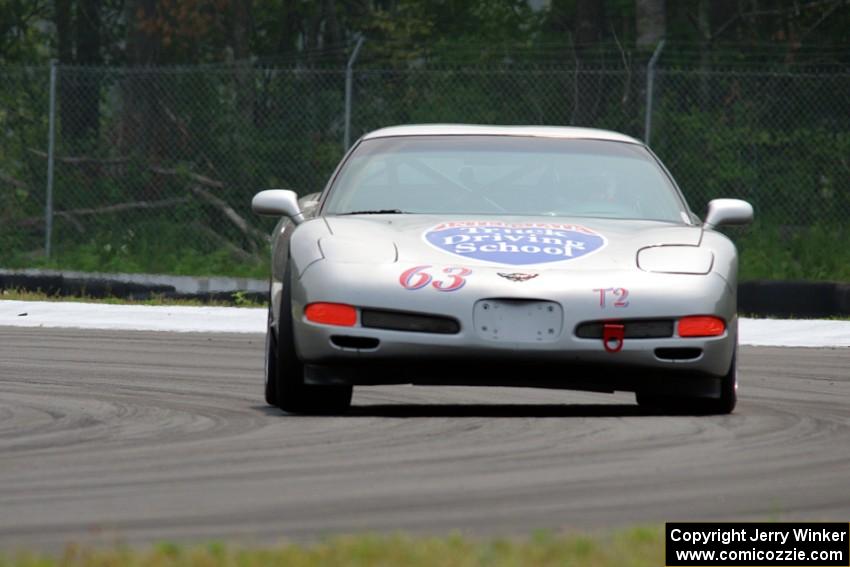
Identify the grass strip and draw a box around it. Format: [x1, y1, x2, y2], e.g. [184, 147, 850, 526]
[1, 527, 664, 567]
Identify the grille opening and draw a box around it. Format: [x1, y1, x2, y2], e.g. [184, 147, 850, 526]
[655, 347, 703, 360]
[361, 309, 460, 334]
[330, 336, 380, 350]
[575, 319, 674, 339]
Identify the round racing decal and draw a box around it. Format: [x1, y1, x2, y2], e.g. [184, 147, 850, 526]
[424, 220, 607, 266]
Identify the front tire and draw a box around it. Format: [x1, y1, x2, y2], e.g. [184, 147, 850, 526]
[266, 266, 352, 414]
[263, 307, 278, 406]
[636, 351, 737, 415]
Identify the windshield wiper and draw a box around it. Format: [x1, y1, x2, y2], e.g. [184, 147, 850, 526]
[338, 209, 409, 215]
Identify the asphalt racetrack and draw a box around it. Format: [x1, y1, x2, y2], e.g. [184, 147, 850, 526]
[1, 327, 848, 550]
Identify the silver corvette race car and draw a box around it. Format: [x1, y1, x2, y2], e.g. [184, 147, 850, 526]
[252, 125, 753, 415]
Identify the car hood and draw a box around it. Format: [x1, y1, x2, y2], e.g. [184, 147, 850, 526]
[321, 214, 702, 271]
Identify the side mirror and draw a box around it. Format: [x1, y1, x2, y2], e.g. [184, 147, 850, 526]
[252, 189, 305, 225]
[703, 198, 753, 229]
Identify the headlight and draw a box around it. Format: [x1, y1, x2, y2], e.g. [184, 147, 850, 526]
[637, 245, 713, 274]
[318, 236, 397, 264]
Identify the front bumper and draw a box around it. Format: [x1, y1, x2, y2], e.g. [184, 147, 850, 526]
[289, 261, 737, 391]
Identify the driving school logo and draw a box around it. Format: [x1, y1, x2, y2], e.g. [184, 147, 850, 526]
[424, 221, 606, 266]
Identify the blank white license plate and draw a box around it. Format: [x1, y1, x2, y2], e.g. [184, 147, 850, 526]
[473, 299, 563, 343]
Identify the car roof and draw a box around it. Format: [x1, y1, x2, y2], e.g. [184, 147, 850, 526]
[361, 124, 643, 145]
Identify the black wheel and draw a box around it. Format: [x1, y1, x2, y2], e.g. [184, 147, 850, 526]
[263, 306, 278, 406]
[636, 351, 737, 415]
[266, 265, 352, 414]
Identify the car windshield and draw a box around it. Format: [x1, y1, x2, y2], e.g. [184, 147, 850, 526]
[323, 135, 690, 223]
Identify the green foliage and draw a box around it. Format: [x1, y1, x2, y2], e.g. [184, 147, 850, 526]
[1, 60, 848, 282]
[0, 528, 665, 567]
[358, 0, 544, 64]
[4, 1, 850, 68]
[2, 221, 267, 279]
[230, 290, 257, 307]
[652, 75, 850, 225]
[735, 223, 850, 282]
[0, 1, 52, 64]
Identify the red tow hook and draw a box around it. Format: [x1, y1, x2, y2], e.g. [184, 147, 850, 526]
[603, 323, 625, 353]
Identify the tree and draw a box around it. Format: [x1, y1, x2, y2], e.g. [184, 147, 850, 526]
[0, 0, 50, 63]
[636, 0, 665, 49]
[576, 0, 605, 47]
[74, 0, 102, 139]
[573, 0, 606, 125]
[126, 0, 158, 65]
[121, 0, 161, 164]
[231, 0, 254, 144]
[53, 0, 103, 143]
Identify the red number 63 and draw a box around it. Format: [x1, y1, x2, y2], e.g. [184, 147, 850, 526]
[399, 265, 471, 292]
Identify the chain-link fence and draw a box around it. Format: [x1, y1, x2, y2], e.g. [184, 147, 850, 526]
[653, 69, 850, 224]
[1, 61, 848, 277]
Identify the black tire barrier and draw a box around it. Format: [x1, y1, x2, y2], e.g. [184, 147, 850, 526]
[3, 272, 849, 315]
[738, 280, 850, 318]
